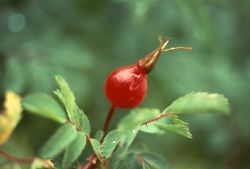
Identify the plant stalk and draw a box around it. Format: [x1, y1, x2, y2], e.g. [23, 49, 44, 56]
[103, 104, 116, 134]
[142, 112, 173, 125]
[79, 155, 97, 169]
[0, 150, 34, 164]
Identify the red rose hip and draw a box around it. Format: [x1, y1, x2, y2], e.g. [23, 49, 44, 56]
[104, 37, 192, 109]
[105, 64, 147, 108]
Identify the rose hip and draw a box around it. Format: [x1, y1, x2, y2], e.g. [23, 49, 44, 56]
[104, 37, 192, 109]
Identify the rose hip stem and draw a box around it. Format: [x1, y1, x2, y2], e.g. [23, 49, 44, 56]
[103, 104, 116, 134]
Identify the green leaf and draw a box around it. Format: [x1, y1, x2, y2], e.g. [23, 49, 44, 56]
[78, 109, 90, 134]
[90, 138, 102, 160]
[117, 108, 160, 157]
[102, 129, 121, 159]
[94, 130, 104, 141]
[164, 92, 230, 115]
[54, 75, 77, 122]
[54, 75, 90, 134]
[116, 153, 142, 169]
[118, 108, 160, 132]
[139, 123, 164, 134]
[39, 123, 77, 159]
[140, 152, 170, 169]
[117, 152, 170, 169]
[154, 115, 192, 138]
[22, 93, 67, 123]
[115, 129, 139, 160]
[62, 132, 87, 169]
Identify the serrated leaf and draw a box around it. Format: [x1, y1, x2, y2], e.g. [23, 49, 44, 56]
[39, 123, 77, 159]
[139, 123, 164, 134]
[54, 75, 90, 134]
[90, 138, 102, 160]
[0, 91, 22, 145]
[62, 132, 86, 169]
[118, 108, 160, 132]
[164, 92, 230, 115]
[154, 115, 192, 138]
[102, 130, 121, 159]
[22, 93, 67, 123]
[54, 75, 77, 122]
[78, 109, 90, 134]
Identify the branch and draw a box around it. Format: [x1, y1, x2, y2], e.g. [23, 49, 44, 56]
[0, 150, 34, 164]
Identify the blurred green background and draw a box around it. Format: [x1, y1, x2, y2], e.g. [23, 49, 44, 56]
[0, 0, 250, 169]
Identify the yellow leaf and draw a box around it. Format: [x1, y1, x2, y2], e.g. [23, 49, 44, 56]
[0, 91, 22, 145]
[41, 159, 55, 168]
[32, 158, 55, 169]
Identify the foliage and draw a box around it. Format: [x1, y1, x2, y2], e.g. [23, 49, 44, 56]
[0, 76, 229, 168]
[62, 132, 86, 169]
[164, 92, 230, 115]
[22, 93, 66, 123]
[54, 75, 90, 134]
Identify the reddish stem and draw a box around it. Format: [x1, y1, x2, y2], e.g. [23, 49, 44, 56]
[86, 134, 91, 142]
[79, 155, 97, 169]
[103, 104, 116, 134]
[0, 150, 34, 164]
[143, 112, 173, 125]
[104, 161, 108, 169]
